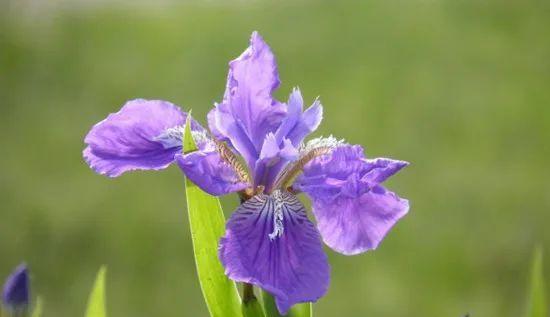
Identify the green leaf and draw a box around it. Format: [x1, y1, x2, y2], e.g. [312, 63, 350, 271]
[261, 290, 312, 317]
[31, 296, 43, 317]
[183, 117, 242, 317]
[85, 266, 107, 317]
[525, 247, 547, 317]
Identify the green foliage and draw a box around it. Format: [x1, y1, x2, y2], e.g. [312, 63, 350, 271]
[183, 119, 242, 317]
[288, 303, 312, 317]
[31, 297, 43, 317]
[525, 247, 547, 317]
[85, 267, 107, 317]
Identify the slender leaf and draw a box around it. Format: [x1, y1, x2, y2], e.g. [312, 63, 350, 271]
[31, 296, 43, 317]
[183, 118, 242, 317]
[261, 290, 312, 317]
[525, 247, 547, 317]
[85, 266, 107, 317]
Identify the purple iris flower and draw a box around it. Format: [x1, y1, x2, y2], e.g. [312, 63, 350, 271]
[2, 263, 30, 310]
[83, 31, 409, 314]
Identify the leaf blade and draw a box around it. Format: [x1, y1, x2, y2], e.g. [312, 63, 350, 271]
[288, 303, 312, 317]
[183, 118, 242, 317]
[525, 247, 547, 317]
[31, 296, 43, 317]
[85, 266, 107, 317]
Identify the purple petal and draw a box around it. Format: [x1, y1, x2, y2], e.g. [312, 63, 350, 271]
[175, 141, 250, 196]
[274, 88, 323, 147]
[294, 144, 409, 255]
[83, 99, 193, 177]
[254, 133, 299, 189]
[219, 191, 329, 314]
[2, 263, 29, 308]
[208, 31, 286, 169]
[312, 186, 409, 255]
[363, 158, 409, 184]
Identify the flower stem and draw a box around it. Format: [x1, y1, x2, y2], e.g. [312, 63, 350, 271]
[241, 283, 265, 317]
[242, 283, 256, 304]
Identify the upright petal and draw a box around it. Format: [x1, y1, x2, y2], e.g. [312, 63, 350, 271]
[83, 99, 192, 177]
[294, 144, 409, 255]
[219, 191, 329, 314]
[176, 139, 250, 196]
[274, 88, 323, 147]
[254, 133, 299, 189]
[208, 31, 286, 168]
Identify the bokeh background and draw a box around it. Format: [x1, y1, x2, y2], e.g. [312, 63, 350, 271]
[1, 0, 549, 316]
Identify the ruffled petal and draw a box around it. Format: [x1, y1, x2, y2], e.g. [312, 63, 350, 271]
[83, 99, 191, 177]
[219, 191, 329, 314]
[175, 140, 250, 196]
[208, 31, 286, 169]
[294, 144, 409, 255]
[311, 186, 409, 255]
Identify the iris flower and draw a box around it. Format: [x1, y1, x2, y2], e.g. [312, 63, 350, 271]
[2, 263, 30, 311]
[84, 31, 409, 314]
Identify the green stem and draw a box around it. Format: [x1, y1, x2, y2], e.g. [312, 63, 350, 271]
[241, 284, 266, 317]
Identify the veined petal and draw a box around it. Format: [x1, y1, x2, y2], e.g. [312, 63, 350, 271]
[208, 31, 286, 169]
[175, 140, 250, 196]
[312, 186, 409, 255]
[294, 144, 409, 255]
[219, 191, 329, 315]
[83, 99, 197, 177]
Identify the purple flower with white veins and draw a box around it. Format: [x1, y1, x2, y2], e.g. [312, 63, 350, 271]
[83, 31, 409, 314]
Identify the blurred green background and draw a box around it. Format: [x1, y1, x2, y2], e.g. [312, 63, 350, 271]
[1, 0, 549, 316]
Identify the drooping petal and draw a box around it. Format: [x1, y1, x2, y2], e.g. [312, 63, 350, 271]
[83, 99, 197, 177]
[208, 31, 286, 169]
[2, 263, 29, 308]
[175, 139, 250, 196]
[311, 186, 409, 255]
[219, 191, 329, 314]
[294, 144, 409, 255]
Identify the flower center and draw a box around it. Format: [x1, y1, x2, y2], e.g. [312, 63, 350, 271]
[273, 135, 345, 190]
[268, 190, 285, 240]
[154, 125, 210, 149]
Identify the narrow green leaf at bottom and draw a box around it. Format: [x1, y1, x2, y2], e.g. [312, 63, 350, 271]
[85, 266, 107, 317]
[525, 246, 547, 317]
